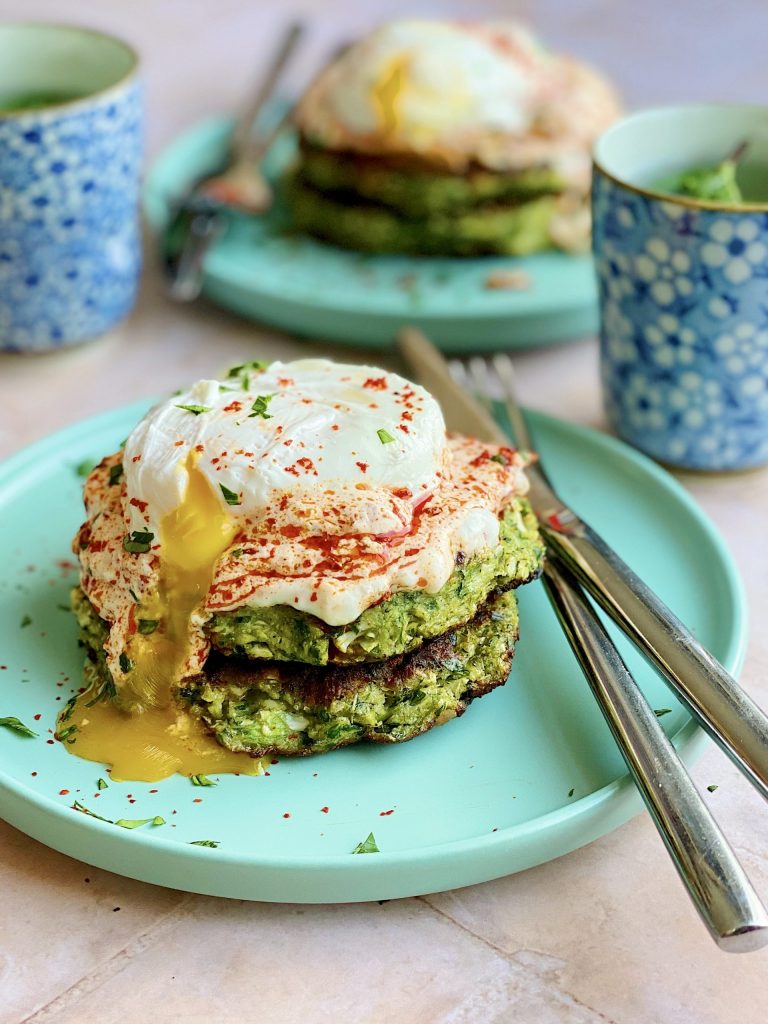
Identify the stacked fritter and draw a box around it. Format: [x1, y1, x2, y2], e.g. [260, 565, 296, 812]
[287, 19, 621, 256]
[70, 360, 544, 762]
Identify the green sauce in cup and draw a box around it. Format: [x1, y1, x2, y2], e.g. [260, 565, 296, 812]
[653, 143, 748, 203]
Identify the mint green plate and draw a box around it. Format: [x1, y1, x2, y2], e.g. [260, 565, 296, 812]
[0, 404, 746, 902]
[143, 117, 598, 351]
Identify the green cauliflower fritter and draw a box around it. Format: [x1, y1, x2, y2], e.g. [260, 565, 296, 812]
[284, 171, 559, 257]
[206, 496, 543, 665]
[298, 142, 566, 218]
[183, 590, 521, 756]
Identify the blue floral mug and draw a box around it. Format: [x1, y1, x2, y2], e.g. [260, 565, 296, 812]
[0, 24, 142, 353]
[593, 105, 768, 471]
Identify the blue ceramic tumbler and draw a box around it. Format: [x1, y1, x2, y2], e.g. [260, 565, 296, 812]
[0, 24, 143, 353]
[593, 105, 768, 471]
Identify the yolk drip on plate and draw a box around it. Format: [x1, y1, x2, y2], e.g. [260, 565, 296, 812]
[64, 457, 263, 782]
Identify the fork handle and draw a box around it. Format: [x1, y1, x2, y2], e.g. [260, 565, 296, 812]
[541, 516, 768, 802]
[542, 559, 768, 952]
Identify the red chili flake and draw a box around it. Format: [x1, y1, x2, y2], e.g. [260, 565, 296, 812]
[174, 440, 184, 447]
[355, 461, 368, 474]
[402, 410, 413, 421]
[0, 666, 7, 670]
[46, 739, 54, 745]
[363, 376, 388, 391]
[331, 424, 340, 431]
[397, 424, 410, 434]
[310, 593, 318, 603]
[195, 444, 204, 453]
[320, 806, 329, 814]
[223, 400, 243, 413]
[280, 523, 302, 539]
[93, 793, 101, 798]
[132, 455, 141, 463]
[277, 377, 294, 387]
[129, 497, 148, 513]
[33, 713, 41, 721]
[31, 771, 37, 777]
[379, 809, 395, 816]
[271, 758, 279, 765]
[282, 812, 291, 819]
[296, 457, 318, 475]
[59, 789, 70, 795]
[149, 789, 158, 794]
[192, 798, 203, 804]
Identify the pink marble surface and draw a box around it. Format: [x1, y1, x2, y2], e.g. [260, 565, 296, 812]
[2, 2, 768, 1021]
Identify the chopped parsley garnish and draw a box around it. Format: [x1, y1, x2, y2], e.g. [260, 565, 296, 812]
[230, 547, 243, 558]
[377, 428, 395, 445]
[568, 788, 575, 798]
[227, 360, 270, 376]
[57, 724, 78, 743]
[85, 678, 117, 707]
[20, 614, 32, 628]
[97, 778, 108, 790]
[119, 652, 134, 674]
[75, 458, 96, 478]
[490, 453, 509, 466]
[707, 784, 719, 792]
[115, 816, 165, 829]
[0, 716, 38, 738]
[219, 483, 241, 506]
[248, 394, 274, 419]
[654, 708, 672, 717]
[175, 404, 211, 416]
[128, 588, 139, 603]
[191, 774, 217, 787]
[190, 839, 220, 848]
[108, 463, 124, 486]
[60, 695, 78, 723]
[123, 530, 154, 554]
[57, 603, 71, 612]
[73, 800, 112, 823]
[351, 832, 380, 854]
[137, 619, 159, 635]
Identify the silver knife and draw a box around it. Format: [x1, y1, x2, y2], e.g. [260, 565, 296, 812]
[397, 326, 768, 804]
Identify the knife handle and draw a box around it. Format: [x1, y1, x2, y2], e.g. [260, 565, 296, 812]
[542, 559, 768, 953]
[540, 517, 768, 801]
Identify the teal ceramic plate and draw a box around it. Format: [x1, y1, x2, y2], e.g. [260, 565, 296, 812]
[0, 404, 746, 902]
[143, 117, 598, 351]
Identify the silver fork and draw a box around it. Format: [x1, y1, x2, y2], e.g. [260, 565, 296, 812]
[453, 353, 768, 952]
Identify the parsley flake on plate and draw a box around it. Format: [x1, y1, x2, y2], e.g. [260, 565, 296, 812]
[377, 429, 395, 445]
[351, 832, 380, 854]
[137, 619, 159, 635]
[190, 839, 220, 848]
[115, 816, 166, 829]
[108, 463, 124, 486]
[0, 716, 38, 738]
[191, 774, 217, 787]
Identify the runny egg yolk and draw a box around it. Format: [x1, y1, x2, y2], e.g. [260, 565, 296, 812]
[63, 457, 264, 782]
[372, 54, 409, 135]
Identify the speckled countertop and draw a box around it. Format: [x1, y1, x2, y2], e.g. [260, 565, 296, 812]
[2, 2, 768, 1021]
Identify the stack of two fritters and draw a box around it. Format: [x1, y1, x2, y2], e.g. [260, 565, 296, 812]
[286, 19, 621, 256]
[74, 496, 543, 757]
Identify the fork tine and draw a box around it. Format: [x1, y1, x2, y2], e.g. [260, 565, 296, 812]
[466, 356, 494, 412]
[490, 353, 534, 453]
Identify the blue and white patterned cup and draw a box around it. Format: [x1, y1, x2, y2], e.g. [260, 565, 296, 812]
[0, 24, 142, 353]
[593, 105, 768, 471]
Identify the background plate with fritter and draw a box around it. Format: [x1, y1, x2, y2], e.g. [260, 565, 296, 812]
[143, 116, 598, 351]
[0, 404, 746, 902]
